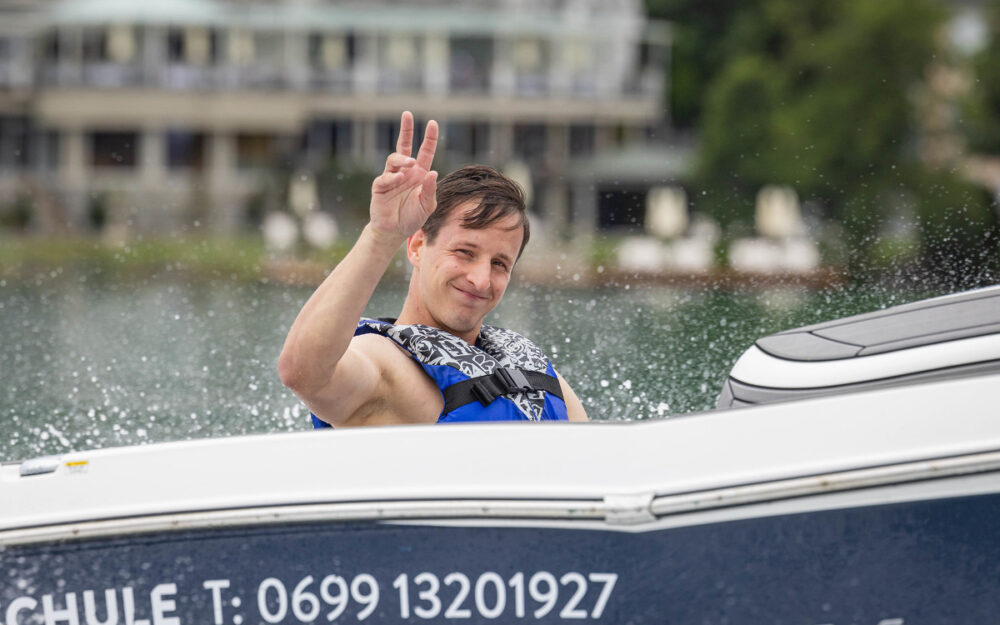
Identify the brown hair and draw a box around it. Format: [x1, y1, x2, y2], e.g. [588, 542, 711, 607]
[422, 165, 530, 258]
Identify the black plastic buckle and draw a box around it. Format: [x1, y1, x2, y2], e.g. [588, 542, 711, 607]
[471, 368, 532, 407]
[471, 380, 498, 406]
[496, 367, 531, 393]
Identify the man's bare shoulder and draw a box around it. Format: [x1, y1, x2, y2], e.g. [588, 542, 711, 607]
[350, 331, 428, 376]
[350, 331, 430, 391]
[351, 331, 405, 358]
[340, 332, 442, 426]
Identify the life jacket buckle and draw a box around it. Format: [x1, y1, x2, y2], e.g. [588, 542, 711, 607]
[471, 368, 533, 406]
[471, 380, 498, 406]
[496, 367, 531, 392]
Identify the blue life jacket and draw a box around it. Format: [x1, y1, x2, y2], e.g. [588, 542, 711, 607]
[311, 318, 568, 427]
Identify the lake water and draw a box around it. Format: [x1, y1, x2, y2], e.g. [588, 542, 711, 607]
[0, 273, 948, 462]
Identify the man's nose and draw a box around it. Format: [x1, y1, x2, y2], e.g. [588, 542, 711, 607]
[467, 259, 491, 292]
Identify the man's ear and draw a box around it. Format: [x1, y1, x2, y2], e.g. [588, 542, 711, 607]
[406, 229, 426, 267]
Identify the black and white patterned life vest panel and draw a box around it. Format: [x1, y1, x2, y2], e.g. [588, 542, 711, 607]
[354, 318, 568, 423]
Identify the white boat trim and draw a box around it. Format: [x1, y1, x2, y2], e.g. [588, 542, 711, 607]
[400, 469, 1000, 533]
[649, 448, 1000, 515]
[729, 334, 1000, 388]
[0, 499, 605, 547]
[4, 448, 999, 547]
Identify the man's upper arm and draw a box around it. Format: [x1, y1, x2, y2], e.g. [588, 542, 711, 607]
[301, 334, 386, 426]
[556, 371, 589, 422]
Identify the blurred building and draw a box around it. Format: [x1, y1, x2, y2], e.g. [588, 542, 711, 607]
[0, 0, 677, 235]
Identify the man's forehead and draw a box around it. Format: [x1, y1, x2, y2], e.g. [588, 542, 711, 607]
[438, 210, 522, 251]
[447, 219, 522, 242]
[445, 200, 522, 231]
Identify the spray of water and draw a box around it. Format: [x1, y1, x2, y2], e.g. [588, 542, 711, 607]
[0, 248, 992, 461]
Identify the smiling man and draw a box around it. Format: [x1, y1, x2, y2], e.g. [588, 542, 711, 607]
[278, 111, 588, 427]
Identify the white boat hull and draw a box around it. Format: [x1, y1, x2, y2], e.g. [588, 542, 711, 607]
[4, 373, 1000, 624]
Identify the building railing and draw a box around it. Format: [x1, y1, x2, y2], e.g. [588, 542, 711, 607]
[3, 26, 662, 101]
[20, 60, 662, 99]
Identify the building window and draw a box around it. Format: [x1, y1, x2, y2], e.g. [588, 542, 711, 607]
[569, 124, 595, 156]
[236, 133, 276, 170]
[307, 33, 354, 91]
[167, 130, 205, 170]
[329, 120, 353, 157]
[0, 116, 31, 170]
[375, 119, 399, 156]
[167, 27, 217, 65]
[309, 32, 355, 70]
[167, 29, 184, 62]
[42, 130, 60, 172]
[377, 34, 422, 92]
[315, 119, 353, 159]
[226, 29, 254, 66]
[82, 28, 108, 62]
[106, 25, 137, 64]
[445, 121, 489, 161]
[513, 124, 547, 164]
[513, 37, 549, 96]
[41, 32, 60, 62]
[90, 131, 138, 168]
[450, 37, 492, 92]
[598, 188, 647, 230]
[253, 32, 282, 67]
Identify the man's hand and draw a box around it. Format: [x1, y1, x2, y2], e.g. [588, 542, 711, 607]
[369, 111, 439, 240]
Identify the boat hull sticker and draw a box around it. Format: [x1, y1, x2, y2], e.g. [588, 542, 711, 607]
[3, 493, 999, 624]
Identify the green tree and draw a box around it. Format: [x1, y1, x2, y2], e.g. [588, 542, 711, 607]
[961, 0, 1000, 154]
[690, 0, 997, 276]
[645, 0, 757, 129]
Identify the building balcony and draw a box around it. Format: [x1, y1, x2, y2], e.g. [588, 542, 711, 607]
[26, 60, 663, 103]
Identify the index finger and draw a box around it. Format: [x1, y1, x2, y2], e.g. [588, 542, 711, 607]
[395, 111, 414, 157]
[415, 119, 438, 170]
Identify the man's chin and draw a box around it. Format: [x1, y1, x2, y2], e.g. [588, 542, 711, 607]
[437, 310, 484, 337]
[444, 317, 478, 335]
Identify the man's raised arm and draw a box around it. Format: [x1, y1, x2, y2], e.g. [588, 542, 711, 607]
[277, 111, 438, 425]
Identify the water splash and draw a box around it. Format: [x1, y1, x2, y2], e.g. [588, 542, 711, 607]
[0, 271, 971, 461]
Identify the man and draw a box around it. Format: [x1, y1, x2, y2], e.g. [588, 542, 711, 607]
[278, 111, 588, 426]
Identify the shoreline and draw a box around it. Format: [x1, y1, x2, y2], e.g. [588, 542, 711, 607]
[260, 258, 845, 290]
[0, 233, 847, 290]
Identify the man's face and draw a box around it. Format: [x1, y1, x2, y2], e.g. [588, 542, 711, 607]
[407, 201, 524, 341]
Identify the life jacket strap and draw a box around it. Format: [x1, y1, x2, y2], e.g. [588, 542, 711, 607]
[442, 368, 564, 414]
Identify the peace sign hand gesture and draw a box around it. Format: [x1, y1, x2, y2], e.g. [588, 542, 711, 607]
[369, 111, 439, 241]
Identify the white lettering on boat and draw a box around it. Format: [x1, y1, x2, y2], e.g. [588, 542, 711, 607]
[2, 585, 179, 625]
[1, 574, 908, 623]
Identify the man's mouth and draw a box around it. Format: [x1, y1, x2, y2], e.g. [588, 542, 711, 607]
[452, 284, 489, 301]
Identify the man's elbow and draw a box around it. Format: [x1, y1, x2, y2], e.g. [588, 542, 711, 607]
[277, 348, 309, 393]
[279, 347, 339, 404]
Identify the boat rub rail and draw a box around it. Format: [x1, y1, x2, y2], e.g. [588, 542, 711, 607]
[3, 449, 1000, 547]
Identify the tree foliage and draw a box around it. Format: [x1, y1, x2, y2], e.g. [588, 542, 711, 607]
[654, 0, 998, 275]
[961, 0, 1000, 154]
[645, 0, 755, 129]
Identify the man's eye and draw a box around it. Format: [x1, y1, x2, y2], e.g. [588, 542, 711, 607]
[493, 261, 509, 271]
